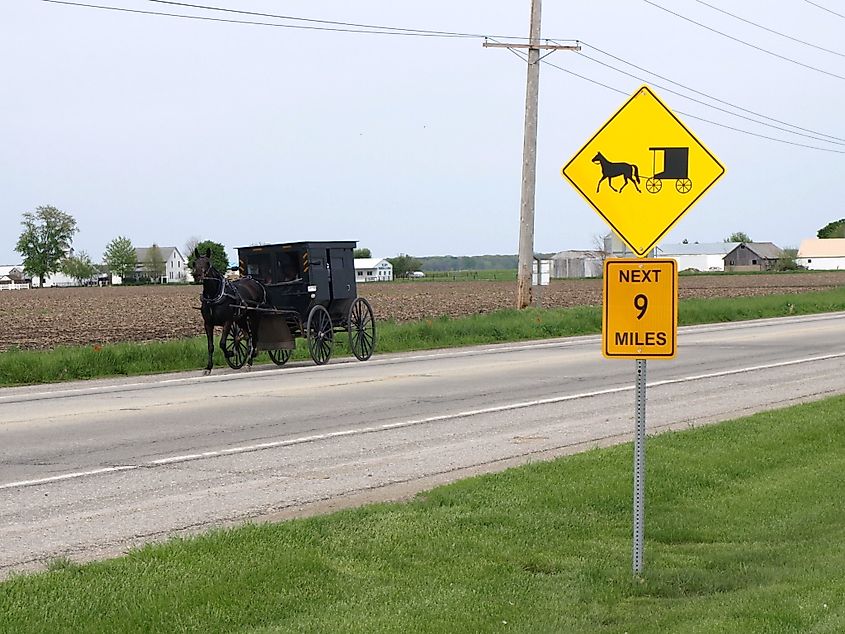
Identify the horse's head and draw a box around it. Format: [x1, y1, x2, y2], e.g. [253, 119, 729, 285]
[191, 247, 216, 282]
[592, 152, 604, 164]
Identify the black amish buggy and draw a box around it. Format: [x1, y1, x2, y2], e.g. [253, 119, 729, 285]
[644, 146, 693, 194]
[234, 240, 376, 367]
[193, 240, 376, 372]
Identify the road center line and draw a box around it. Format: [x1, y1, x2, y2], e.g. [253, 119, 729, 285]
[3, 351, 845, 491]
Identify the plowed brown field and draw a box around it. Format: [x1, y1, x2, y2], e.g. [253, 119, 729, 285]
[2, 272, 844, 351]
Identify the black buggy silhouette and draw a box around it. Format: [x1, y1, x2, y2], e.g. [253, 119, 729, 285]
[225, 241, 376, 368]
[644, 147, 692, 194]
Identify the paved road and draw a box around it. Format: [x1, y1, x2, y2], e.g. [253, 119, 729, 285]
[3, 313, 845, 577]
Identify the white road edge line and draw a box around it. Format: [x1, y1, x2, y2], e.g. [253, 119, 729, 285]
[3, 351, 845, 491]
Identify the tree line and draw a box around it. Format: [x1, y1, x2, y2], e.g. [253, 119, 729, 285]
[13, 205, 228, 286]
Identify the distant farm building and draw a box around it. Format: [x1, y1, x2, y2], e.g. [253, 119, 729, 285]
[655, 242, 738, 272]
[551, 250, 603, 278]
[354, 258, 393, 282]
[797, 238, 845, 270]
[723, 242, 783, 272]
[0, 265, 29, 290]
[133, 247, 189, 283]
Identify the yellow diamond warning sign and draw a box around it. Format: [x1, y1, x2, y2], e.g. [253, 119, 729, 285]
[603, 258, 677, 359]
[562, 85, 725, 257]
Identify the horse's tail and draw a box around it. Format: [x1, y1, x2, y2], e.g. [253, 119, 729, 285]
[632, 164, 640, 183]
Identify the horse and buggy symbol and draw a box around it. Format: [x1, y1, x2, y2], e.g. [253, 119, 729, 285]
[593, 146, 692, 195]
[192, 241, 376, 374]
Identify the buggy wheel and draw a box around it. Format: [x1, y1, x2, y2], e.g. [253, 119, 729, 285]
[645, 177, 662, 193]
[676, 178, 692, 194]
[306, 305, 334, 365]
[348, 297, 376, 361]
[222, 323, 250, 369]
[268, 348, 292, 366]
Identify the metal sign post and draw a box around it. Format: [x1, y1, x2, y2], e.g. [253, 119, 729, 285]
[633, 358, 647, 575]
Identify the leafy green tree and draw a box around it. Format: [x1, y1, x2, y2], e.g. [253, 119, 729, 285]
[774, 248, 801, 271]
[187, 240, 228, 274]
[354, 248, 372, 258]
[817, 219, 845, 239]
[103, 236, 137, 280]
[60, 251, 96, 285]
[388, 253, 422, 279]
[144, 244, 166, 282]
[725, 231, 752, 243]
[15, 205, 78, 287]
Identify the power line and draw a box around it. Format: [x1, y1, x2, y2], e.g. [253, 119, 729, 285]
[147, 0, 482, 38]
[578, 50, 845, 146]
[43, 0, 484, 38]
[579, 41, 845, 144]
[41, 0, 845, 154]
[641, 0, 845, 81]
[573, 45, 845, 146]
[537, 57, 845, 154]
[802, 0, 845, 20]
[694, 0, 845, 58]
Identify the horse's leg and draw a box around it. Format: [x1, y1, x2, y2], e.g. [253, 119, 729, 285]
[203, 316, 215, 375]
[220, 321, 233, 358]
[608, 175, 619, 193]
[619, 176, 628, 192]
[597, 175, 607, 193]
[245, 316, 257, 370]
[250, 314, 260, 367]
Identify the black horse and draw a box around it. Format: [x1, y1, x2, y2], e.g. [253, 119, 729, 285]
[191, 248, 266, 374]
[592, 152, 641, 193]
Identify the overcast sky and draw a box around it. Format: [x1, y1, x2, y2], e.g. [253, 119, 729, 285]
[2, 0, 843, 265]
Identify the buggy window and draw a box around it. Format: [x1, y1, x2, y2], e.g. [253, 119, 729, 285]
[245, 253, 272, 283]
[276, 252, 300, 282]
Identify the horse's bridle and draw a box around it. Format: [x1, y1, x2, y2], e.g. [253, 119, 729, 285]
[195, 260, 230, 305]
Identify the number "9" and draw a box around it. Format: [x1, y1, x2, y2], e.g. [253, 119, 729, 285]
[634, 294, 648, 320]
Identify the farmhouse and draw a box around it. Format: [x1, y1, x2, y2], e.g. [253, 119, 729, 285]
[797, 238, 845, 270]
[354, 258, 393, 282]
[0, 265, 29, 290]
[133, 247, 190, 283]
[723, 242, 783, 272]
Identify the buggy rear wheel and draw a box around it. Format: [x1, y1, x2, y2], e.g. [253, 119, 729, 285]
[675, 178, 692, 194]
[222, 323, 250, 369]
[348, 297, 376, 361]
[645, 177, 662, 193]
[306, 305, 334, 365]
[268, 348, 292, 366]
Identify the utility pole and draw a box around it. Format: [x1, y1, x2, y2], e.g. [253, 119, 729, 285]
[484, 1, 579, 309]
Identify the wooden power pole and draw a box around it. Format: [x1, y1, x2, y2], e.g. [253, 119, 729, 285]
[484, 1, 579, 308]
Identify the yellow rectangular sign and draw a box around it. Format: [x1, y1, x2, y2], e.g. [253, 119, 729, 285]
[603, 258, 677, 359]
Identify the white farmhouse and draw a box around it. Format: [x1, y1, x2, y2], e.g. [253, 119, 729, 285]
[655, 242, 739, 272]
[134, 246, 190, 283]
[797, 238, 845, 270]
[354, 258, 393, 282]
[0, 265, 29, 290]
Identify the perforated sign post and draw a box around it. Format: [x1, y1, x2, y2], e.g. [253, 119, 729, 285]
[561, 85, 724, 576]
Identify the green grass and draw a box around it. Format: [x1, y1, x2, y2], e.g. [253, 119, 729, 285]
[2, 395, 844, 632]
[3, 287, 845, 387]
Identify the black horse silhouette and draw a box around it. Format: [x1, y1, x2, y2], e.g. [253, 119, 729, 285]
[191, 248, 266, 374]
[592, 152, 641, 193]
